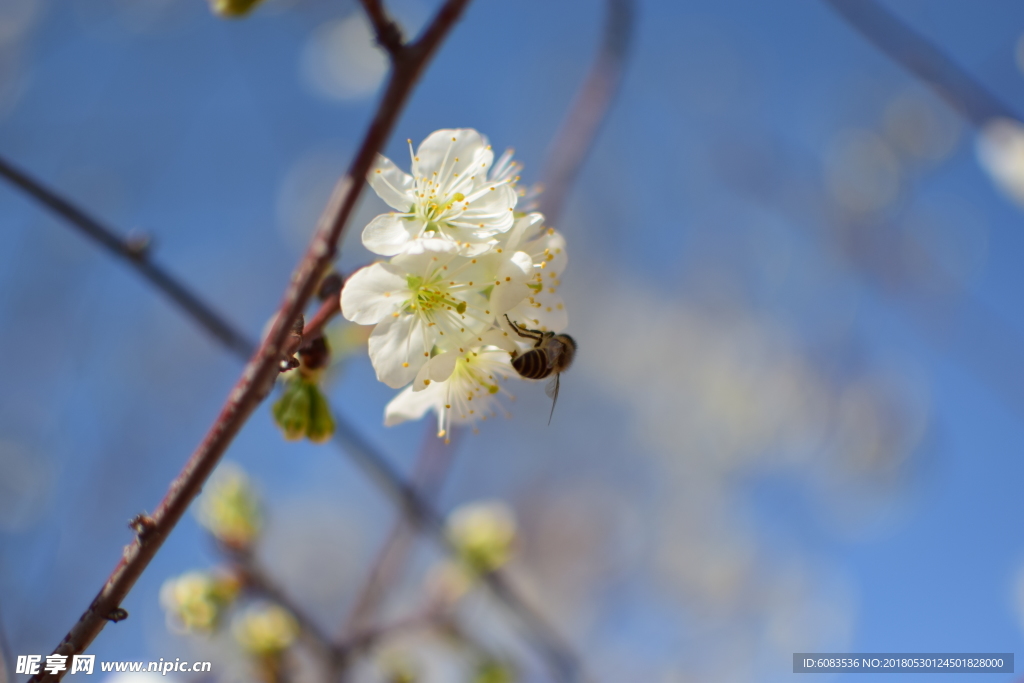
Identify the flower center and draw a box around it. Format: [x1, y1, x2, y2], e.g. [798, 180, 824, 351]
[405, 275, 466, 315]
[417, 191, 466, 232]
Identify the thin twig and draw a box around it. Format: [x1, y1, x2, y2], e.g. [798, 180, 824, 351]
[337, 600, 442, 656]
[822, 0, 1021, 127]
[235, 555, 343, 665]
[27, 3, 471, 680]
[300, 295, 341, 347]
[0, 156, 255, 357]
[358, 0, 404, 56]
[338, 424, 462, 664]
[539, 0, 635, 223]
[329, 417, 586, 682]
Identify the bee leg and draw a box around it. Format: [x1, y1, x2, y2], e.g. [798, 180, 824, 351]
[504, 314, 542, 342]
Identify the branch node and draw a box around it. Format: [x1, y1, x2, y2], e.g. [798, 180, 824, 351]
[104, 608, 128, 623]
[128, 513, 158, 540]
[124, 232, 153, 262]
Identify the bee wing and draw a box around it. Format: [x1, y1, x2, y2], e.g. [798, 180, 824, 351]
[545, 341, 565, 370]
[545, 374, 560, 425]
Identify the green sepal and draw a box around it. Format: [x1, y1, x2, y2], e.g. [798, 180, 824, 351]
[272, 376, 335, 443]
[306, 383, 336, 444]
[272, 379, 310, 441]
[210, 0, 266, 17]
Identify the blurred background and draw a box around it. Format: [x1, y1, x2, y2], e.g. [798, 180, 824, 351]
[3, 0, 1024, 681]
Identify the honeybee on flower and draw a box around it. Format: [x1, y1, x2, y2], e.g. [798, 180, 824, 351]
[342, 128, 573, 437]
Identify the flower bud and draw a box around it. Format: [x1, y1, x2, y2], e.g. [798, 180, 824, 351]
[232, 603, 299, 656]
[446, 501, 517, 574]
[160, 570, 241, 633]
[196, 463, 262, 550]
[272, 375, 336, 443]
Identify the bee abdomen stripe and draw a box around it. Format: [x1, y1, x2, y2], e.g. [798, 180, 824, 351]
[513, 350, 550, 379]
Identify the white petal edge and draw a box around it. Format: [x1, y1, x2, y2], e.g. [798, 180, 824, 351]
[340, 263, 407, 325]
[368, 154, 416, 211]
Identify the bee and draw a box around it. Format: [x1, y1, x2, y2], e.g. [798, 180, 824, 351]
[504, 315, 577, 424]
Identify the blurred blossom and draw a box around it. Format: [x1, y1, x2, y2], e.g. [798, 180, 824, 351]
[231, 602, 299, 655]
[825, 129, 902, 213]
[446, 500, 517, 574]
[195, 462, 263, 550]
[976, 118, 1024, 208]
[301, 14, 389, 101]
[473, 659, 515, 683]
[0, 440, 52, 531]
[882, 93, 960, 163]
[159, 570, 241, 633]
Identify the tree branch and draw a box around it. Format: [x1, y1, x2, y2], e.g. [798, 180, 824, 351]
[0, 156, 255, 357]
[235, 555, 343, 666]
[358, 0, 404, 56]
[539, 0, 635, 223]
[336, 424, 462, 679]
[822, 0, 1021, 127]
[27, 3, 472, 680]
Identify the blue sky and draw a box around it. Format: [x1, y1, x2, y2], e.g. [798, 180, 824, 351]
[3, 1, 1024, 681]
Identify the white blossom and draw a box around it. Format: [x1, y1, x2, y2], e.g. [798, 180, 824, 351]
[384, 333, 517, 440]
[363, 128, 519, 256]
[342, 127, 573, 437]
[341, 239, 532, 388]
[499, 213, 569, 333]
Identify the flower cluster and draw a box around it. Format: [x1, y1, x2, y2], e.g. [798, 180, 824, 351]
[341, 129, 569, 439]
[160, 570, 241, 634]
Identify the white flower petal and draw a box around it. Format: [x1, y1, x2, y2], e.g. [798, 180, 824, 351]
[368, 314, 433, 388]
[390, 238, 459, 273]
[480, 328, 519, 354]
[340, 263, 407, 324]
[362, 213, 419, 256]
[451, 184, 517, 232]
[507, 288, 567, 333]
[488, 251, 533, 314]
[414, 129, 493, 190]
[533, 228, 568, 274]
[368, 154, 415, 211]
[412, 349, 460, 391]
[500, 213, 545, 252]
[384, 382, 444, 426]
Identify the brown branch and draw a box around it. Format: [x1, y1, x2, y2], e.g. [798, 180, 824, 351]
[328, 419, 587, 683]
[338, 425, 462, 648]
[539, 0, 635, 224]
[358, 0, 404, 56]
[300, 295, 341, 346]
[0, 156, 255, 357]
[822, 0, 1021, 127]
[337, 600, 442, 656]
[27, 3, 472, 680]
